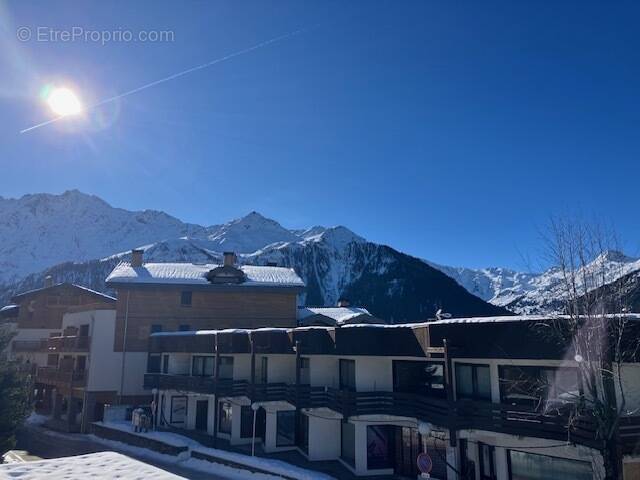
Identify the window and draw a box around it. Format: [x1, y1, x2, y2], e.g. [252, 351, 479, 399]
[339, 359, 356, 391]
[240, 406, 253, 438]
[393, 360, 445, 397]
[218, 356, 233, 379]
[508, 450, 592, 480]
[151, 324, 163, 334]
[218, 401, 232, 434]
[499, 366, 581, 409]
[276, 410, 295, 447]
[456, 363, 491, 400]
[46, 354, 59, 367]
[162, 355, 169, 374]
[260, 357, 268, 384]
[297, 412, 309, 453]
[179, 324, 190, 331]
[147, 354, 161, 373]
[180, 291, 192, 306]
[366, 425, 394, 470]
[192, 356, 214, 376]
[76, 356, 86, 372]
[479, 443, 496, 480]
[170, 396, 187, 424]
[341, 421, 355, 466]
[299, 357, 310, 385]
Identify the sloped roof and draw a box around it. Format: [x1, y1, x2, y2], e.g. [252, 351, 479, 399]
[105, 262, 304, 288]
[297, 306, 382, 326]
[11, 283, 116, 302]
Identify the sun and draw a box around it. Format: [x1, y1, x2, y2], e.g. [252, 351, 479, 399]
[46, 87, 83, 116]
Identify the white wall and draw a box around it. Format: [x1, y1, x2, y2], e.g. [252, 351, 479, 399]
[266, 355, 295, 383]
[309, 356, 339, 388]
[355, 357, 392, 392]
[121, 352, 150, 396]
[233, 354, 251, 381]
[306, 414, 341, 461]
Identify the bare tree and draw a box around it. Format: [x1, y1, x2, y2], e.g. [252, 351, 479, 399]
[539, 216, 640, 480]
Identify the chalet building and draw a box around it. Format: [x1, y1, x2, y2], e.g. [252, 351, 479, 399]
[144, 316, 640, 480]
[4, 279, 116, 366]
[104, 250, 305, 403]
[0, 280, 120, 432]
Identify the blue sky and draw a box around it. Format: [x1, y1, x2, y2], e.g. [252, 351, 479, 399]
[1, 1, 639, 270]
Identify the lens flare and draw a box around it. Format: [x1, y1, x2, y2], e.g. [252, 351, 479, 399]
[45, 87, 83, 116]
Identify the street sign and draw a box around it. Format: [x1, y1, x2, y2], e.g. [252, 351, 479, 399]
[417, 452, 433, 474]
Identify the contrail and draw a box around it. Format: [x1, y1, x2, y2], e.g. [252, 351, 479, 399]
[20, 26, 314, 134]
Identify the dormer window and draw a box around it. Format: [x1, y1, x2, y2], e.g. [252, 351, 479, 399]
[205, 254, 246, 284]
[180, 291, 192, 306]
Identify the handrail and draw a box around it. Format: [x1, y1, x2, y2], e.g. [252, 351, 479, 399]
[142, 373, 638, 450]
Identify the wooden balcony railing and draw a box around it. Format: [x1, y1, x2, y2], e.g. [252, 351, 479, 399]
[36, 366, 87, 387]
[12, 339, 48, 352]
[143, 373, 640, 450]
[46, 335, 90, 352]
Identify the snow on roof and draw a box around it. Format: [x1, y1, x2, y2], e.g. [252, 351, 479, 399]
[297, 306, 374, 325]
[0, 451, 184, 479]
[151, 327, 291, 338]
[11, 283, 116, 301]
[428, 313, 640, 325]
[106, 262, 304, 288]
[0, 304, 18, 312]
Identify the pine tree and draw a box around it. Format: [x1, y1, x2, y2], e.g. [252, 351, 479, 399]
[0, 330, 31, 458]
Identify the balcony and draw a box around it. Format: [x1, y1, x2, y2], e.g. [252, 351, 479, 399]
[12, 339, 48, 352]
[46, 335, 90, 352]
[36, 366, 87, 388]
[142, 375, 640, 450]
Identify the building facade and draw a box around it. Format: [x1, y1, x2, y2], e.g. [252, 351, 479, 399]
[145, 317, 640, 480]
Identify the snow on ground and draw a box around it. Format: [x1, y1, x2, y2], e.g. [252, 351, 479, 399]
[96, 421, 335, 480]
[24, 412, 48, 426]
[0, 451, 184, 480]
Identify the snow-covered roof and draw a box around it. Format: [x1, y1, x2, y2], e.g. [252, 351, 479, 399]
[0, 452, 183, 479]
[428, 313, 640, 325]
[297, 306, 378, 325]
[151, 327, 291, 338]
[0, 304, 18, 313]
[105, 262, 304, 288]
[11, 283, 116, 302]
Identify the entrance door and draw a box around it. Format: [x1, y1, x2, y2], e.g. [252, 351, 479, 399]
[394, 426, 421, 478]
[195, 400, 208, 432]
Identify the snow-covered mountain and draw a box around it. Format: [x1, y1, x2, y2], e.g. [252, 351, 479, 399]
[0, 191, 507, 321]
[433, 251, 640, 314]
[2, 190, 637, 317]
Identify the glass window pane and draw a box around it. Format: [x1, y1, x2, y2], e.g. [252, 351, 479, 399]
[276, 410, 295, 446]
[341, 421, 356, 466]
[366, 425, 393, 470]
[509, 450, 591, 480]
[476, 365, 492, 400]
[456, 365, 474, 398]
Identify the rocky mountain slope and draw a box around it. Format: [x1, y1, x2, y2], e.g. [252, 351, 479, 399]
[0, 191, 507, 321]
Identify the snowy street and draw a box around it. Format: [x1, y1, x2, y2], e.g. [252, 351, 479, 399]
[12, 424, 238, 480]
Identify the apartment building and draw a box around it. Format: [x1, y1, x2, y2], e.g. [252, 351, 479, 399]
[144, 316, 640, 480]
[104, 250, 304, 403]
[4, 279, 116, 366]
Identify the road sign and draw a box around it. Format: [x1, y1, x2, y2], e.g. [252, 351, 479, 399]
[417, 452, 433, 474]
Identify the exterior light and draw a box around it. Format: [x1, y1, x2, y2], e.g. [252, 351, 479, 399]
[418, 421, 432, 436]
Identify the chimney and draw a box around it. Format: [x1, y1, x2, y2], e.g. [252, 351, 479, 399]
[44, 275, 54, 288]
[337, 298, 350, 308]
[131, 249, 144, 267]
[223, 252, 236, 267]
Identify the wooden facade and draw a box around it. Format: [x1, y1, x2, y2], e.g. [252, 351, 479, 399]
[11, 283, 115, 329]
[112, 286, 299, 352]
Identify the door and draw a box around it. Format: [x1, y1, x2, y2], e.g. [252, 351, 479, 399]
[195, 400, 208, 432]
[394, 426, 420, 478]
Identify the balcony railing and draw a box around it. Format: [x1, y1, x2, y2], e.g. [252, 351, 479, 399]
[46, 335, 91, 352]
[144, 373, 640, 450]
[12, 339, 48, 352]
[36, 366, 87, 387]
